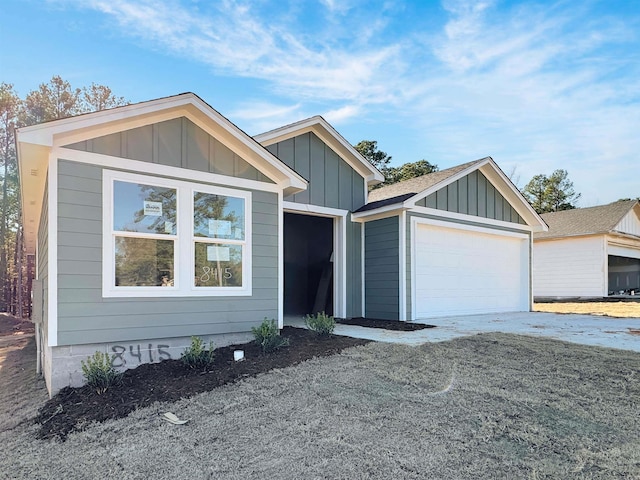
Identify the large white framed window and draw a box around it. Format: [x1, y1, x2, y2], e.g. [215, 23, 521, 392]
[103, 170, 252, 297]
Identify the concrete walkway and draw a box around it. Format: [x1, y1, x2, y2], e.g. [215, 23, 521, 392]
[287, 312, 640, 352]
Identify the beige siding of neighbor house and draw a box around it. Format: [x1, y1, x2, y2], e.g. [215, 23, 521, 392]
[533, 236, 605, 297]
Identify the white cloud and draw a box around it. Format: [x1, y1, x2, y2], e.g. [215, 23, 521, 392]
[51, 0, 640, 203]
[322, 104, 361, 124]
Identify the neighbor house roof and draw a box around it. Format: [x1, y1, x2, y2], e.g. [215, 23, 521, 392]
[535, 200, 640, 240]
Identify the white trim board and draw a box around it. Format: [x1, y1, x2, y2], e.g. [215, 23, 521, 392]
[277, 191, 284, 329]
[47, 156, 58, 347]
[18, 93, 307, 191]
[399, 211, 407, 321]
[56, 147, 284, 194]
[410, 206, 534, 233]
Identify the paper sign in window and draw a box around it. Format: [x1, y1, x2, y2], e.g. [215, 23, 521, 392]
[207, 245, 230, 262]
[144, 201, 162, 216]
[208, 219, 232, 237]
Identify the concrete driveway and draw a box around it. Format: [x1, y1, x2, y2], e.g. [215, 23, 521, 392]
[308, 312, 640, 352]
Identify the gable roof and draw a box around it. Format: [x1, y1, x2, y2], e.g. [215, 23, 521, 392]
[254, 116, 385, 186]
[354, 157, 547, 230]
[535, 200, 640, 240]
[17, 92, 308, 254]
[367, 159, 484, 204]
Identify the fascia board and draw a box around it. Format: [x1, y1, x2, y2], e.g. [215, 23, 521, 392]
[255, 117, 385, 184]
[351, 204, 408, 222]
[17, 93, 307, 191]
[17, 94, 203, 146]
[404, 157, 548, 231]
[479, 160, 547, 230]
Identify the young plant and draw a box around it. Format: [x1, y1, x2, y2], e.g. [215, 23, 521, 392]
[181, 336, 216, 370]
[304, 312, 336, 336]
[251, 318, 290, 353]
[81, 351, 122, 395]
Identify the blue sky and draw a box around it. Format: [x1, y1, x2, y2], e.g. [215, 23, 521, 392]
[2, 0, 639, 205]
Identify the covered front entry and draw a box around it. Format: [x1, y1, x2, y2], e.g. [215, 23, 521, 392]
[284, 212, 334, 316]
[412, 219, 529, 318]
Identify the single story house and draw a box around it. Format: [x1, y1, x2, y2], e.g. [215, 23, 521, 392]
[18, 93, 547, 395]
[533, 200, 640, 298]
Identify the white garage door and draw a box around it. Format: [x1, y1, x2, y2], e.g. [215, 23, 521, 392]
[414, 221, 529, 318]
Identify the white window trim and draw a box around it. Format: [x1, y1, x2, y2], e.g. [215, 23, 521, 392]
[103, 169, 252, 297]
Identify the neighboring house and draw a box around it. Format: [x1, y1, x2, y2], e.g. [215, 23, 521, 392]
[17, 93, 546, 395]
[533, 200, 640, 298]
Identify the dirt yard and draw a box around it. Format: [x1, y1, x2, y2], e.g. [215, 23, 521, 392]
[1, 316, 639, 479]
[534, 301, 640, 318]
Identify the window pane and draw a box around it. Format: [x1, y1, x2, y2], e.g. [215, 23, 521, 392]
[194, 243, 242, 287]
[115, 237, 174, 286]
[114, 181, 177, 235]
[193, 192, 244, 240]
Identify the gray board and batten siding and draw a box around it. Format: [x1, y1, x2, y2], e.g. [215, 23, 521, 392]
[265, 132, 366, 318]
[417, 170, 526, 225]
[64, 117, 273, 184]
[37, 181, 49, 342]
[265, 132, 365, 210]
[365, 216, 400, 320]
[55, 156, 280, 345]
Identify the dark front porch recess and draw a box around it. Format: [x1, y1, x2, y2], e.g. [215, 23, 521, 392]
[284, 212, 333, 316]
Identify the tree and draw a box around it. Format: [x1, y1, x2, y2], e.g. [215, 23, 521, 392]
[384, 160, 438, 185]
[83, 83, 128, 111]
[0, 83, 21, 311]
[521, 169, 581, 214]
[354, 140, 439, 188]
[22, 75, 83, 124]
[3, 76, 129, 314]
[354, 140, 391, 171]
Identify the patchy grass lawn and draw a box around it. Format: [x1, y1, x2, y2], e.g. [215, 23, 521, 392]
[534, 301, 640, 318]
[2, 328, 639, 479]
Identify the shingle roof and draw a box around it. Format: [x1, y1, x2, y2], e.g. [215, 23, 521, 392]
[535, 200, 639, 239]
[367, 158, 488, 204]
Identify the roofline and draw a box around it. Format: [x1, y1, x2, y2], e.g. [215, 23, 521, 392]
[17, 92, 307, 189]
[535, 230, 640, 242]
[402, 157, 547, 231]
[254, 115, 385, 185]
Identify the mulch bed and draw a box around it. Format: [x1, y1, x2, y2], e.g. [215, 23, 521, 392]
[337, 317, 435, 331]
[35, 327, 370, 441]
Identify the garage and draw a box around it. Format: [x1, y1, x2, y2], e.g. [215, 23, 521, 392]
[413, 220, 530, 318]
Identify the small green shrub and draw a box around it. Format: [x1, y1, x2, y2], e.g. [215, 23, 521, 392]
[181, 336, 216, 370]
[304, 312, 336, 336]
[81, 351, 122, 395]
[252, 318, 290, 353]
